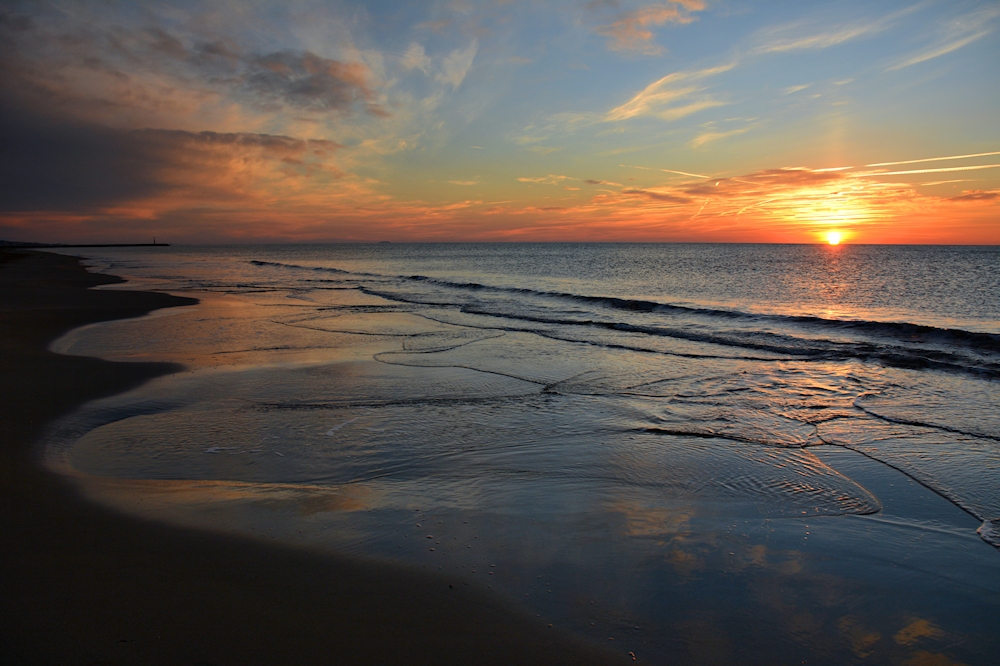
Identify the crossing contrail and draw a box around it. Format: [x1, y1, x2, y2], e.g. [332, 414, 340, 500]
[866, 151, 1000, 168]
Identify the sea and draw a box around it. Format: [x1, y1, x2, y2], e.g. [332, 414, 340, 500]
[44, 243, 1000, 665]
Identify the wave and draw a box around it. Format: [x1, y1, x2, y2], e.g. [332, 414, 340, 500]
[249, 259, 1000, 375]
[853, 396, 1000, 442]
[362, 287, 1000, 377]
[249, 259, 379, 278]
[412, 278, 1000, 354]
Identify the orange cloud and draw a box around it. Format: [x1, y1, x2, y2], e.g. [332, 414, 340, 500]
[5, 159, 998, 245]
[596, 2, 706, 55]
[605, 63, 734, 121]
[951, 189, 1000, 202]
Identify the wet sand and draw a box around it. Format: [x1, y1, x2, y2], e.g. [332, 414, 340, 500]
[0, 249, 630, 666]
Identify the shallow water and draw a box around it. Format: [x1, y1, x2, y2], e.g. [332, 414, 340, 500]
[47, 244, 1000, 664]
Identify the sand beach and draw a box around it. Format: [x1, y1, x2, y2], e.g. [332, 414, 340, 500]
[0, 248, 628, 665]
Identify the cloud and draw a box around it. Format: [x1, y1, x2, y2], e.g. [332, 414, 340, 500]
[601, 4, 931, 126]
[401, 43, 432, 74]
[886, 30, 991, 70]
[448, 180, 478, 185]
[511, 112, 601, 149]
[0, 102, 342, 214]
[783, 84, 811, 95]
[886, 5, 999, 71]
[867, 164, 1000, 177]
[751, 4, 922, 55]
[621, 188, 692, 203]
[620, 164, 711, 178]
[682, 168, 843, 197]
[950, 189, 1000, 202]
[588, 166, 938, 239]
[867, 151, 1000, 168]
[690, 127, 748, 148]
[0, 11, 388, 121]
[416, 19, 452, 33]
[595, 2, 706, 55]
[0, 108, 172, 212]
[436, 40, 478, 88]
[754, 23, 884, 54]
[246, 51, 385, 115]
[605, 63, 733, 122]
[517, 175, 569, 185]
[403, 40, 478, 91]
[144, 26, 189, 59]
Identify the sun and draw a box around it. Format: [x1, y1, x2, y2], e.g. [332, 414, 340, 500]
[826, 231, 843, 245]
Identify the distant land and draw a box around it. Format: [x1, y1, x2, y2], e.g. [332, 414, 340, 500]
[0, 241, 169, 248]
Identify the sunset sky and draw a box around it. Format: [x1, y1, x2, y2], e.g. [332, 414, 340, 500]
[1, 0, 998, 244]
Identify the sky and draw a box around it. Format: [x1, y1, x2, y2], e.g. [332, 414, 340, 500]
[1, 0, 998, 244]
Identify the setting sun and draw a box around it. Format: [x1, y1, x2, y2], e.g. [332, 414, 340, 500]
[826, 231, 843, 245]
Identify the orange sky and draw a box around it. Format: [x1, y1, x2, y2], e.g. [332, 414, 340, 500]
[1, 1, 998, 244]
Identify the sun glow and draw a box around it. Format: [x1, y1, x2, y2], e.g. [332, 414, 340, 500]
[826, 231, 843, 245]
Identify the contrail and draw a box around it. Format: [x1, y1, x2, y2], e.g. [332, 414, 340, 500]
[866, 151, 1000, 167]
[867, 164, 1000, 176]
[620, 164, 711, 179]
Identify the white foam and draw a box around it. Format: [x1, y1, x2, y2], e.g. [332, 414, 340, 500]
[977, 519, 1000, 548]
[204, 446, 236, 453]
[325, 417, 359, 436]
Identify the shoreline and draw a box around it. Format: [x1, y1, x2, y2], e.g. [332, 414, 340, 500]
[0, 249, 629, 665]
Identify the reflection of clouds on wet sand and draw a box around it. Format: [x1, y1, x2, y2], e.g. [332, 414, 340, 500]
[44, 247, 1000, 665]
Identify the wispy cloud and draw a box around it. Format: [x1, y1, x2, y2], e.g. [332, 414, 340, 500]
[783, 84, 811, 95]
[605, 63, 734, 122]
[620, 164, 711, 178]
[754, 23, 883, 54]
[602, 4, 931, 127]
[951, 189, 1000, 202]
[886, 30, 991, 70]
[401, 43, 431, 74]
[448, 180, 477, 185]
[511, 112, 601, 148]
[690, 127, 749, 148]
[752, 4, 922, 55]
[867, 164, 1000, 177]
[918, 180, 972, 186]
[867, 151, 1000, 167]
[886, 5, 1000, 71]
[517, 174, 569, 185]
[435, 40, 478, 88]
[595, 1, 706, 55]
[621, 188, 692, 203]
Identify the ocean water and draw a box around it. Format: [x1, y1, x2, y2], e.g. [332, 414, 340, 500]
[46, 244, 1000, 664]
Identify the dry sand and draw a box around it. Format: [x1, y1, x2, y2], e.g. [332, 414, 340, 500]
[0, 249, 631, 665]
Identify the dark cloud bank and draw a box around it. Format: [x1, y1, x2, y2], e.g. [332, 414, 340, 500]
[0, 101, 340, 214]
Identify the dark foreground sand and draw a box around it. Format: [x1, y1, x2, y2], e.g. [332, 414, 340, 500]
[0, 249, 630, 666]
